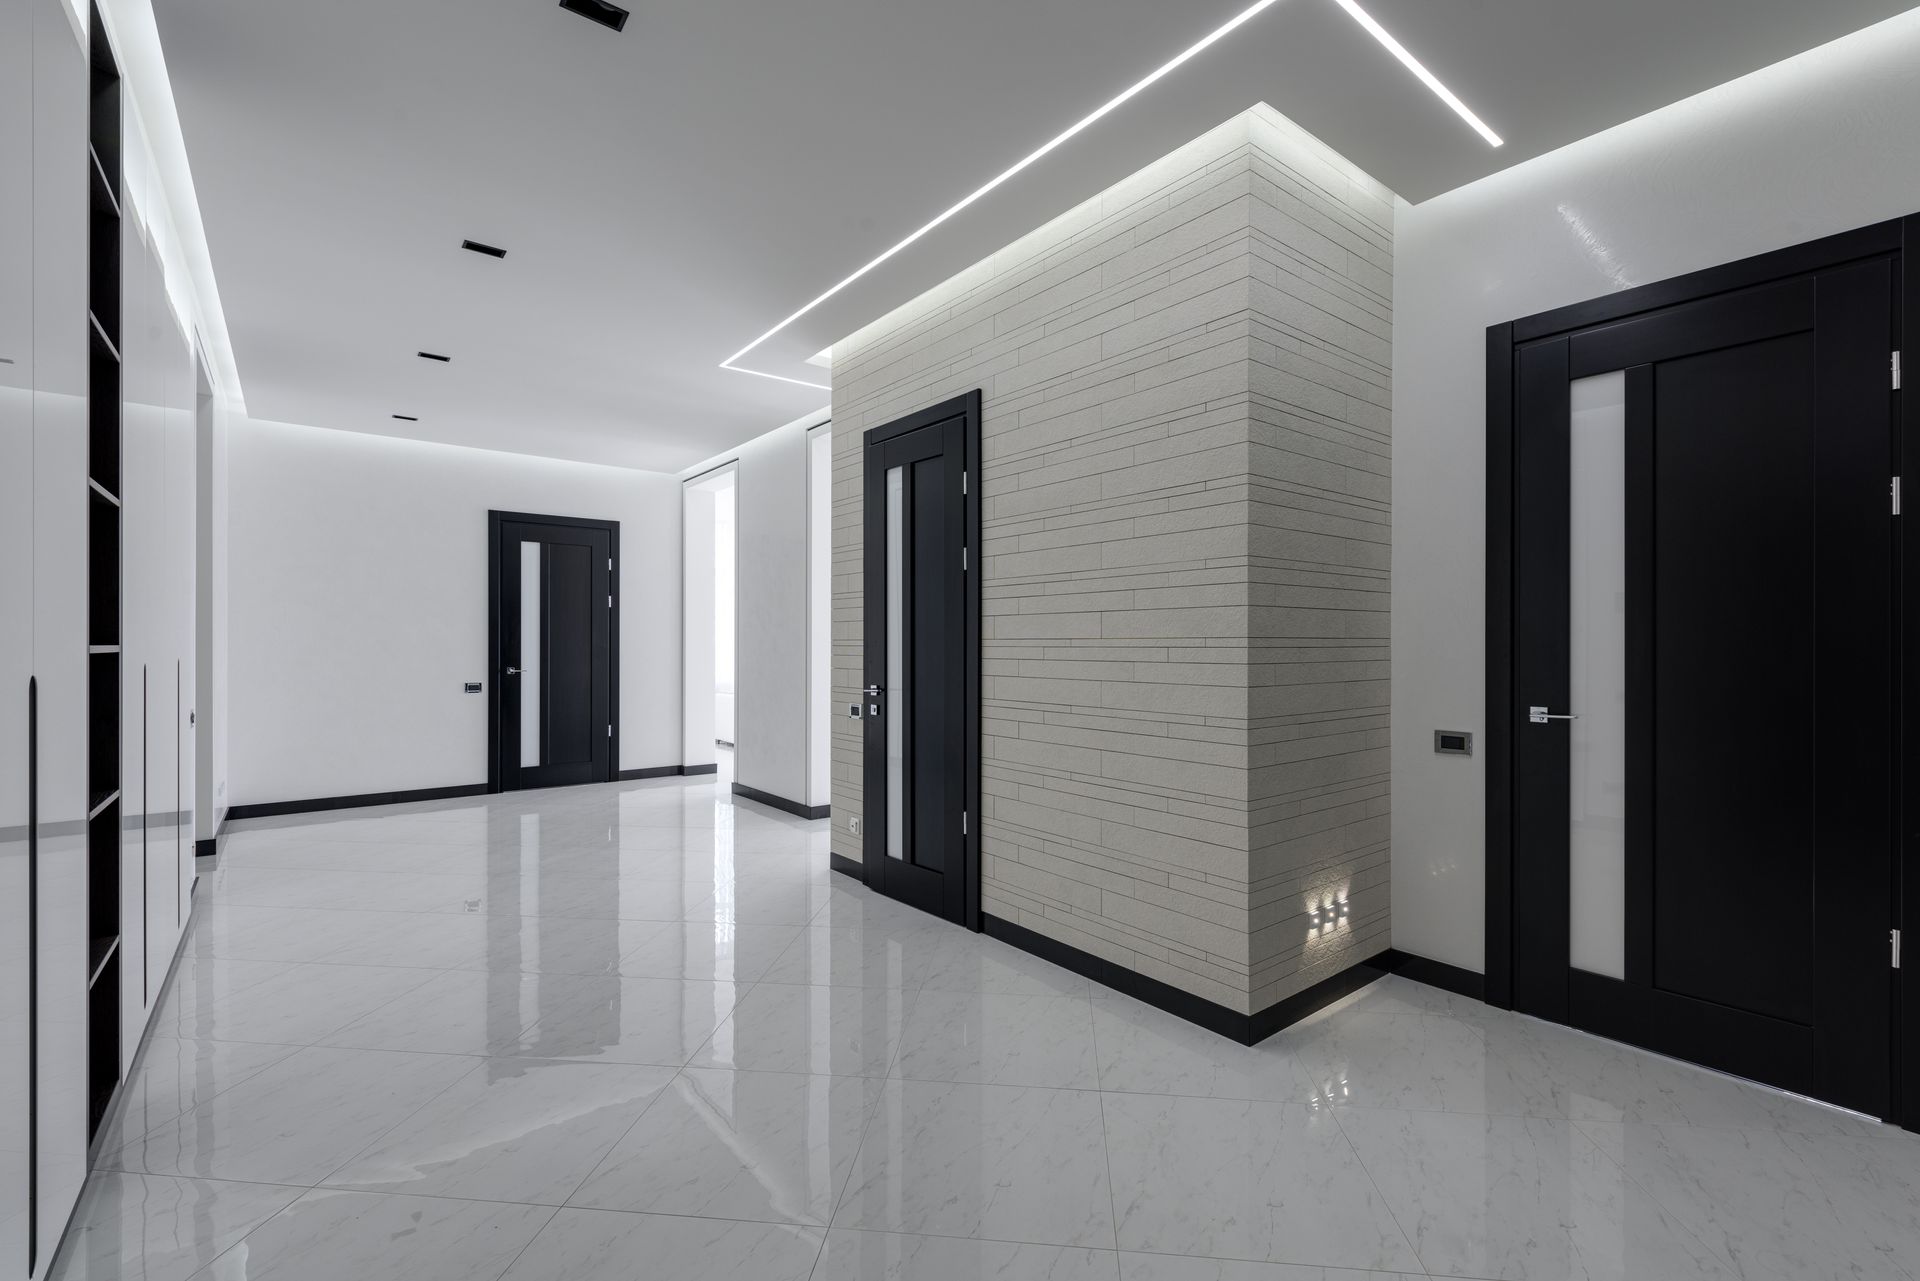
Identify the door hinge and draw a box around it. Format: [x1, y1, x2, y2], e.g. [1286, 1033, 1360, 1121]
[1894, 477, 1903, 516]
[1894, 351, 1902, 391]
[961, 810, 968, 835]
[607, 594, 613, 607]
[1894, 929, 1903, 970]
[607, 557, 613, 570]
[962, 471, 968, 495]
[607, 724, 612, 739]
[961, 546, 968, 571]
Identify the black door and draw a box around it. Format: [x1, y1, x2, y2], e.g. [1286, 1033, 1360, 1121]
[491, 513, 616, 791]
[1510, 262, 1896, 1114]
[862, 394, 980, 926]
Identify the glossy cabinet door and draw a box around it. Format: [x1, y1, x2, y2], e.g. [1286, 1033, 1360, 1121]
[30, 0, 93, 1266]
[166, 315, 195, 951]
[0, 0, 37, 1270]
[119, 203, 151, 1035]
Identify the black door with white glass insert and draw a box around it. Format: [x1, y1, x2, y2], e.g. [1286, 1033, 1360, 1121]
[1499, 258, 1897, 1116]
[490, 512, 617, 791]
[861, 393, 980, 927]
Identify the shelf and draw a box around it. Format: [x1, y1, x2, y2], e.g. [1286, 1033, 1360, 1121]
[87, 311, 121, 364]
[86, 934, 119, 990]
[88, 144, 121, 219]
[88, 644, 118, 654]
[87, 789, 119, 822]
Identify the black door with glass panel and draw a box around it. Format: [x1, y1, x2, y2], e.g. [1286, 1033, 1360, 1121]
[490, 512, 617, 791]
[862, 393, 981, 927]
[1504, 260, 1896, 1115]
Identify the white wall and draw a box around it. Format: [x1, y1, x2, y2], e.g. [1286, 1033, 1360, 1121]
[713, 479, 737, 745]
[229, 420, 682, 805]
[683, 407, 830, 808]
[681, 479, 719, 767]
[1391, 9, 1920, 972]
[806, 424, 832, 809]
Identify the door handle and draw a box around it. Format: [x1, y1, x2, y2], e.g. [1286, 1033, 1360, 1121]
[506, 667, 523, 676]
[1528, 706, 1578, 724]
[863, 685, 883, 696]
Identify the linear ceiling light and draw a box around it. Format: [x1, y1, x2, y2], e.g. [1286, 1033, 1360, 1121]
[721, 0, 1500, 387]
[1328, 0, 1502, 146]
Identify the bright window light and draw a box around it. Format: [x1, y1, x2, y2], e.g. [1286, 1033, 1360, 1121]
[1329, 0, 1503, 147]
[722, 0, 1500, 386]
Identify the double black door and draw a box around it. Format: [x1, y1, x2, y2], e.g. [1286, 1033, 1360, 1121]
[491, 513, 616, 791]
[1507, 260, 1896, 1114]
[862, 394, 979, 926]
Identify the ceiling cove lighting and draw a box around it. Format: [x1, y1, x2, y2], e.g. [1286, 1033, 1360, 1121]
[461, 239, 508, 259]
[417, 351, 452, 363]
[558, 0, 630, 33]
[719, 0, 1501, 388]
[1328, 0, 1503, 147]
[392, 414, 420, 421]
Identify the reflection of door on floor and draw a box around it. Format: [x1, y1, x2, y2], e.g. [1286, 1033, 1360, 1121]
[491, 513, 617, 792]
[1500, 258, 1896, 1116]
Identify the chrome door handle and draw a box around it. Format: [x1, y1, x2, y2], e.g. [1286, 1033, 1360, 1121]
[506, 667, 523, 676]
[863, 685, 883, 696]
[1528, 706, 1578, 723]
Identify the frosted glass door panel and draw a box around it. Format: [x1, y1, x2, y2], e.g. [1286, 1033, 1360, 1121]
[886, 465, 906, 861]
[520, 540, 541, 767]
[1568, 371, 1627, 979]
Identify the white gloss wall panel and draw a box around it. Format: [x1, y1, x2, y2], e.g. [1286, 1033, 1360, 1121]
[29, 0, 91, 1265]
[807, 426, 833, 808]
[1390, 8, 1920, 972]
[228, 422, 683, 806]
[682, 481, 718, 768]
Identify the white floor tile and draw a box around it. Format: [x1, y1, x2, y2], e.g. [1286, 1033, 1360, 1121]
[497, 1207, 823, 1281]
[197, 1189, 552, 1281]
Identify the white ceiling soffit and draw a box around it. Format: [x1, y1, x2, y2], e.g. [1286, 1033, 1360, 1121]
[155, 0, 1910, 470]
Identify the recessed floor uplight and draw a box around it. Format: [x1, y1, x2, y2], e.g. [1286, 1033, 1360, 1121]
[461, 239, 507, 259]
[417, 351, 452, 363]
[559, 0, 629, 33]
[392, 414, 419, 421]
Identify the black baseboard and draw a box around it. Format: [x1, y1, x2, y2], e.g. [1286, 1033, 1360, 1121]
[617, 765, 684, 781]
[829, 852, 863, 879]
[731, 782, 829, 820]
[1383, 949, 1486, 1002]
[680, 763, 718, 776]
[983, 914, 1392, 1045]
[980, 916, 1490, 1046]
[226, 783, 488, 822]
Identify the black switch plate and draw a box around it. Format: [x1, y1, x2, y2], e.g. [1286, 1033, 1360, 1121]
[465, 682, 483, 693]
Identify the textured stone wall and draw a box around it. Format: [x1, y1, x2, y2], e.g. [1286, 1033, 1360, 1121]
[830, 105, 1392, 1015]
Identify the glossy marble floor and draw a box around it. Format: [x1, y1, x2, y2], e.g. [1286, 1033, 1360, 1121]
[49, 761, 1920, 1281]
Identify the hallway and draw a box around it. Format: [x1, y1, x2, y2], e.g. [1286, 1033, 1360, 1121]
[48, 767, 1920, 1281]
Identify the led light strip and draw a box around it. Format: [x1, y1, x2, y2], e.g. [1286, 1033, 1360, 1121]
[1329, 0, 1503, 147]
[721, 0, 1500, 387]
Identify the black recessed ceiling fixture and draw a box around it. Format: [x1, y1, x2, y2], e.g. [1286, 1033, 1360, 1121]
[559, 0, 629, 32]
[392, 414, 419, 422]
[417, 351, 452, 363]
[461, 239, 507, 260]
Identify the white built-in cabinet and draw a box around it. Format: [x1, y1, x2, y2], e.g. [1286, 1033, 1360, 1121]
[0, 3, 200, 1275]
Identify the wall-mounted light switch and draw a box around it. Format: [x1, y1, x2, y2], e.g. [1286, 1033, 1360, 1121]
[465, 682, 483, 693]
[849, 817, 862, 836]
[1434, 730, 1473, 756]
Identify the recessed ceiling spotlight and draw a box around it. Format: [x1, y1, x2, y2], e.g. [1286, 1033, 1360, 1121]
[392, 414, 420, 421]
[718, 0, 1501, 388]
[558, 0, 629, 32]
[417, 351, 452, 363]
[461, 239, 508, 259]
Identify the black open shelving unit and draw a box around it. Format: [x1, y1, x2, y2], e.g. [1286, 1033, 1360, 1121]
[85, 1, 122, 1141]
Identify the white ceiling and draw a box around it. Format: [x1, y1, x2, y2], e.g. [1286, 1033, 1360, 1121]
[154, 0, 1912, 472]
